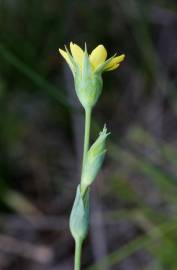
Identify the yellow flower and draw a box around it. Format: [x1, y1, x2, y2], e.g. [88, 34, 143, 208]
[59, 42, 125, 74]
[58, 42, 125, 109]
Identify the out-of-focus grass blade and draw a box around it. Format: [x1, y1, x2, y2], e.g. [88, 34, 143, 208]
[0, 43, 72, 109]
[109, 143, 177, 200]
[87, 218, 177, 270]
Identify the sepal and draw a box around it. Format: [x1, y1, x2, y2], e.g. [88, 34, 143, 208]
[74, 48, 103, 110]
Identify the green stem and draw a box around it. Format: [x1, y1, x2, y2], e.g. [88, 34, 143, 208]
[73, 108, 91, 269]
[81, 107, 91, 195]
[74, 239, 83, 270]
[82, 108, 91, 169]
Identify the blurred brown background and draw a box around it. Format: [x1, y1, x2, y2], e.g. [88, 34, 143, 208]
[0, 0, 177, 269]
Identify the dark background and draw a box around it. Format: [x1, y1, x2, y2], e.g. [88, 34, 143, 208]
[0, 0, 177, 269]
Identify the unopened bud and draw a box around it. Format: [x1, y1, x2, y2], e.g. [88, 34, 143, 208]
[81, 125, 110, 193]
[69, 185, 90, 242]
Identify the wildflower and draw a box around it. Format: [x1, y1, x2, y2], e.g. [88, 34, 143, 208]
[59, 42, 125, 269]
[59, 42, 125, 110]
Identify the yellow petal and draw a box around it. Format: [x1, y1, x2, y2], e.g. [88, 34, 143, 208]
[89, 45, 107, 70]
[59, 48, 73, 70]
[105, 54, 125, 71]
[70, 42, 84, 69]
[107, 63, 120, 71]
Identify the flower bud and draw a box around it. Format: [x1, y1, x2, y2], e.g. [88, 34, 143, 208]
[81, 126, 110, 193]
[70, 185, 90, 242]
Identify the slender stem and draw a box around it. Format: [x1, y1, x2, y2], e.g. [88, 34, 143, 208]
[82, 107, 91, 172]
[74, 239, 83, 270]
[80, 107, 91, 196]
[74, 107, 91, 269]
